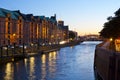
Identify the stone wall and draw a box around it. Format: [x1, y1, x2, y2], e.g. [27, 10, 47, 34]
[94, 46, 120, 80]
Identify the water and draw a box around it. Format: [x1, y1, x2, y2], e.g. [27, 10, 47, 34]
[0, 41, 102, 80]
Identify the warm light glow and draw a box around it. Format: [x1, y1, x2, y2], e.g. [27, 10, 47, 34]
[110, 38, 113, 41]
[48, 51, 57, 75]
[70, 38, 73, 41]
[30, 57, 35, 63]
[41, 54, 46, 63]
[59, 41, 66, 44]
[5, 63, 12, 73]
[24, 58, 27, 65]
[4, 63, 13, 80]
[41, 54, 47, 79]
[29, 57, 35, 77]
[49, 52, 52, 60]
[48, 51, 57, 61]
[13, 33, 16, 37]
[51, 35, 54, 38]
[24, 46, 27, 49]
[37, 24, 39, 38]
[42, 27, 46, 38]
[3, 47, 7, 50]
[31, 43, 33, 46]
[115, 39, 120, 52]
[53, 51, 57, 59]
[12, 58, 14, 61]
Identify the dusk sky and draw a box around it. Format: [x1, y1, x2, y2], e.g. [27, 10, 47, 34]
[0, 0, 120, 35]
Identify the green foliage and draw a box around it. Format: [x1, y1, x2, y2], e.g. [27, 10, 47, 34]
[69, 31, 76, 39]
[100, 8, 120, 39]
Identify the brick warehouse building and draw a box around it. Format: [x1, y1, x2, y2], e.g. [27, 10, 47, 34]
[0, 8, 69, 46]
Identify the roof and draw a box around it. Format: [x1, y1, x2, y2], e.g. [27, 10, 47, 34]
[13, 11, 21, 19]
[50, 15, 57, 23]
[34, 16, 39, 19]
[0, 8, 21, 20]
[0, 8, 6, 17]
[0, 8, 58, 24]
[39, 16, 45, 19]
[45, 17, 49, 20]
[1, 8, 18, 19]
[19, 14, 34, 21]
[58, 25, 69, 30]
[26, 14, 33, 21]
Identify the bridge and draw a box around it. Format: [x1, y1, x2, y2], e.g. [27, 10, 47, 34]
[80, 34, 102, 41]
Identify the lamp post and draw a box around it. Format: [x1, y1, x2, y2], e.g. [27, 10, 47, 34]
[13, 33, 16, 55]
[37, 39, 40, 49]
[6, 45, 8, 56]
[51, 35, 54, 45]
[23, 42, 25, 55]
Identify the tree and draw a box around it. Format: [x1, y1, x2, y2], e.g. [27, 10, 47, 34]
[100, 8, 120, 39]
[69, 31, 76, 40]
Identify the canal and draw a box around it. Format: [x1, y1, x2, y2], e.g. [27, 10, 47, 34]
[0, 41, 101, 80]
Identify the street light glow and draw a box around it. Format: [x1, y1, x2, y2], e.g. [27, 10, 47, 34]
[110, 38, 113, 41]
[13, 33, 16, 37]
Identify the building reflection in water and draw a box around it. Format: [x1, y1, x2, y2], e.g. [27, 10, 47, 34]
[24, 58, 27, 67]
[0, 42, 98, 80]
[24, 57, 36, 80]
[48, 51, 57, 78]
[41, 54, 47, 79]
[2, 51, 57, 80]
[4, 63, 14, 80]
[29, 57, 35, 79]
[70, 46, 73, 49]
[41, 51, 57, 79]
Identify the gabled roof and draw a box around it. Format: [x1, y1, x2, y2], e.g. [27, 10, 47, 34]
[26, 14, 33, 21]
[0, 8, 6, 17]
[0, 8, 22, 20]
[0, 8, 18, 19]
[13, 11, 21, 19]
[45, 17, 49, 20]
[34, 16, 39, 19]
[39, 16, 45, 19]
[13, 10, 26, 21]
[19, 14, 34, 21]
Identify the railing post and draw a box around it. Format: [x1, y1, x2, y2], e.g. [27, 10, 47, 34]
[0, 46, 3, 57]
[14, 43, 16, 55]
[23, 43, 24, 55]
[6, 45, 8, 56]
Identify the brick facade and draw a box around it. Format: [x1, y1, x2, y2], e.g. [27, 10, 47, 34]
[0, 8, 69, 46]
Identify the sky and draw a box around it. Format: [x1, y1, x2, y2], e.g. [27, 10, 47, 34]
[0, 0, 120, 35]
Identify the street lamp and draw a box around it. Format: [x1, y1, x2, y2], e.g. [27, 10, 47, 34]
[13, 33, 16, 37]
[51, 35, 54, 45]
[11, 33, 16, 44]
[12, 33, 16, 54]
[110, 38, 113, 42]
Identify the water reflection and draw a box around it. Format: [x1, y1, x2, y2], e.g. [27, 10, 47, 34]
[41, 54, 46, 64]
[4, 63, 14, 80]
[0, 41, 101, 80]
[41, 51, 58, 79]
[48, 51, 57, 78]
[24, 57, 36, 80]
[29, 57, 35, 79]
[41, 54, 47, 80]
